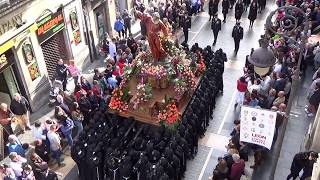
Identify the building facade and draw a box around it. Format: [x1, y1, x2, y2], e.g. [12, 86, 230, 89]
[0, 0, 88, 111]
[0, 0, 150, 111]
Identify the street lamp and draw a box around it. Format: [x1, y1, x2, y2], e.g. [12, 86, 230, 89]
[249, 38, 276, 76]
[260, 5, 309, 180]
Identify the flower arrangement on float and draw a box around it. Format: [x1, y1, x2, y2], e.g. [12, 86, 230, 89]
[136, 79, 152, 102]
[158, 98, 181, 131]
[109, 87, 130, 112]
[161, 36, 179, 56]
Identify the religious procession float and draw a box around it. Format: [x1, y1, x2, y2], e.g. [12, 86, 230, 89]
[109, 11, 206, 131]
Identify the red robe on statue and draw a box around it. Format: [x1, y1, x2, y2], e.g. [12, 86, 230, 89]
[135, 11, 168, 61]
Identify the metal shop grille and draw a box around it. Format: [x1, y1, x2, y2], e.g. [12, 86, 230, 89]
[40, 31, 68, 80]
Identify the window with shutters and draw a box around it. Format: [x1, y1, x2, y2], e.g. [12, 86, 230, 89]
[40, 31, 68, 80]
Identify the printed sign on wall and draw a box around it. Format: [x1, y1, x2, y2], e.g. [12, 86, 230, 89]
[240, 106, 277, 150]
[69, 8, 81, 46]
[36, 10, 65, 44]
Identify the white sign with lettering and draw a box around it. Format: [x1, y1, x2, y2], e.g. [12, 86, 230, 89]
[240, 106, 277, 150]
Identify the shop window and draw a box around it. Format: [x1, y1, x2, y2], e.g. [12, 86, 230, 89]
[22, 38, 40, 81]
[96, 12, 106, 40]
[70, 8, 82, 46]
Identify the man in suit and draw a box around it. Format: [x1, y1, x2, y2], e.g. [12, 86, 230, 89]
[182, 14, 191, 45]
[211, 14, 222, 46]
[232, 22, 244, 54]
[55, 59, 68, 91]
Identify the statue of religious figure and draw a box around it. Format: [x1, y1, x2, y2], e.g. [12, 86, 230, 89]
[134, 10, 168, 62]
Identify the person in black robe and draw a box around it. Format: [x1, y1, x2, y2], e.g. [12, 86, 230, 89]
[243, 0, 251, 11]
[235, 0, 244, 22]
[248, 1, 258, 28]
[211, 14, 222, 46]
[209, 0, 219, 21]
[222, 0, 230, 22]
[78, 93, 92, 126]
[119, 156, 133, 179]
[133, 154, 151, 180]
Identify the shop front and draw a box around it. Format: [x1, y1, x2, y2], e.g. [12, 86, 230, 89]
[36, 10, 70, 80]
[94, 5, 108, 40]
[0, 49, 26, 105]
[63, 0, 88, 65]
[89, 0, 110, 44]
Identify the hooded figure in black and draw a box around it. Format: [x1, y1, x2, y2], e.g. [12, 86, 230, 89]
[71, 143, 89, 180]
[164, 147, 181, 180]
[133, 154, 151, 180]
[78, 93, 92, 126]
[119, 156, 133, 179]
[106, 156, 120, 180]
[159, 156, 175, 179]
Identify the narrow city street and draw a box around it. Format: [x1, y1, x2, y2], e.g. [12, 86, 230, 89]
[0, 0, 319, 180]
[180, 1, 278, 179]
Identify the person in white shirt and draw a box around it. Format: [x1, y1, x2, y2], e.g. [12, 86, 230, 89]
[273, 60, 282, 73]
[248, 79, 262, 94]
[32, 122, 46, 141]
[0, 163, 16, 179]
[9, 152, 27, 178]
[260, 74, 271, 96]
[109, 38, 117, 61]
[47, 125, 64, 166]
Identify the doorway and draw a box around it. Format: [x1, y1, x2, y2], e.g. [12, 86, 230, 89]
[0, 66, 20, 105]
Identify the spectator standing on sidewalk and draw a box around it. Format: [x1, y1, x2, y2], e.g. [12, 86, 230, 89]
[306, 82, 320, 117]
[47, 125, 65, 167]
[122, 10, 132, 38]
[229, 154, 245, 180]
[8, 135, 26, 157]
[10, 93, 31, 133]
[58, 114, 74, 148]
[32, 122, 46, 141]
[34, 140, 50, 163]
[234, 76, 247, 109]
[21, 164, 36, 180]
[68, 60, 81, 86]
[9, 152, 27, 178]
[114, 17, 125, 39]
[0, 103, 14, 142]
[55, 59, 68, 91]
[287, 151, 318, 180]
[71, 102, 84, 140]
[109, 38, 117, 61]
[0, 163, 16, 179]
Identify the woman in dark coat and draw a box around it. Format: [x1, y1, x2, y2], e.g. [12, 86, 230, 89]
[222, 0, 229, 22]
[235, 0, 244, 22]
[248, 1, 258, 28]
